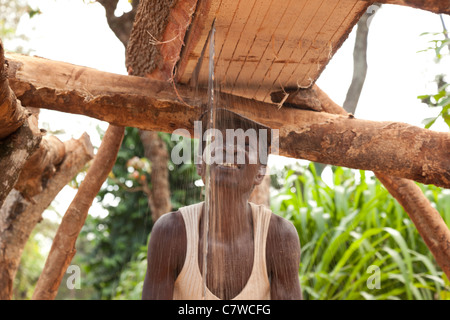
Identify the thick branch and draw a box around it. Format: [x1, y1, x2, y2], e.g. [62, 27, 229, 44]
[32, 125, 124, 300]
[14, 135, 66, 200]
[0, 116, 42, 209]
[97, 0, 138, 47]
[376, 173, 450, 279]
[5, 52, 450, 188]
[0, 133, 93, 300]
[0, 39, 28, 139]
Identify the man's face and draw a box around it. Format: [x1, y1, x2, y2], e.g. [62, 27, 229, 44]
[197, 127, 266, 192]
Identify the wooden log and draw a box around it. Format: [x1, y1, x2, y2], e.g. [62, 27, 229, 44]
[32, 125, 124, 300]
[0, 133, 93, 300]
[5, 52, 450, 188]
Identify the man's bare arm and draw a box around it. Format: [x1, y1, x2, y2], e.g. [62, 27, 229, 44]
[266, 215, 303, 300]
[142, 211, 186, 300]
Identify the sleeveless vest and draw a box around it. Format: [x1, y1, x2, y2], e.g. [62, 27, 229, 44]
[173, 202, 272, 300]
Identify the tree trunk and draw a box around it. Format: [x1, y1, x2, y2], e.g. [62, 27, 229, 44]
[0, 133, 94, 300]
[32, 125, 124, 300]
[5, 51, 450, 188]
[139, 130, 172, 222]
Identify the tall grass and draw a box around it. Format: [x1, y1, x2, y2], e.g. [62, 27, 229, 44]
[271, 164, 450, 300]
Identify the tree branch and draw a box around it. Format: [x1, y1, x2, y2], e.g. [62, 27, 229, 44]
[0, 116, 42, 209]
[96, 0, 139, 47]
[32, 125, 124, 300]
[5, 52, 450, 188]
[14, 135, 66, 200]
[376, 173, 450, 279]
[0, 39, 28, 139]
[0, 133, 93, 300]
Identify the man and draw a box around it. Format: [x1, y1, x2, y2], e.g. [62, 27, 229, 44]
[142, 108, 302, 300]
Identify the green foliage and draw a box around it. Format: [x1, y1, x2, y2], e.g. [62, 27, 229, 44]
[271, 163, 450, 300]
[417, 31, 450, 129]
[112, 163, 450, 300]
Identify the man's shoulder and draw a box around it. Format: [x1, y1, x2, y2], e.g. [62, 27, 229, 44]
[269, 211, 297, 233]
[152, 210, 184, 234]
[267, 211, 300, 245]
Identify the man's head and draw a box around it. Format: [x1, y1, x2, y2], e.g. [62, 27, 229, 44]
[196, 108, 272, 192]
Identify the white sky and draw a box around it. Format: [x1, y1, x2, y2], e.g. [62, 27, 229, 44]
[4, 1, 450, 218]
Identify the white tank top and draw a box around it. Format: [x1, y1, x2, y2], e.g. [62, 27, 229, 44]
[173, 202, 272, 300]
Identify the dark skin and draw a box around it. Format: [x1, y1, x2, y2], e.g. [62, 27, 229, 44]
[142, 128, 302, 300]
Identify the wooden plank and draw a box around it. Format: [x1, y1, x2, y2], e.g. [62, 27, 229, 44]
[230, 0, 294, 99]
[176, 0, 222, 83]
[282, 0, 362, 91]
[250, 0, 327, 101]
[172, 0, 368, 101]
[220, 0, 273, 93]
[215, 0, 258, 89]
[194, 0, 240, 87]
[265, 0, 338, 96]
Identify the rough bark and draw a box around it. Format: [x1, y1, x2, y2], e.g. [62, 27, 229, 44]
[0, 133, 93, 300]
[376, 173, 450, 279]
[125, 0, 197, 80]
[0, 39, 28, 140]
[0, 115, 42, 210]
[139, 130, 172, 222]
[32, 125, 124, 300]
[374, 0, 450, 14]
[14, 135, 66, 200]
[5, 52, 450, 188]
